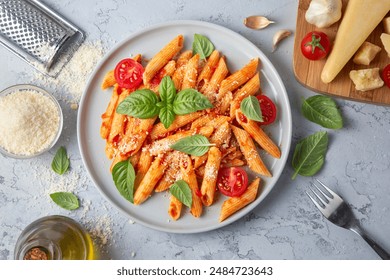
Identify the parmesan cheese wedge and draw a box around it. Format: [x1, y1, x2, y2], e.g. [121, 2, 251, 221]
[321, 0, 390, 84]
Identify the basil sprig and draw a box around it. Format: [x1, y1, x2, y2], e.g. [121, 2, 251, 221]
[50, 192, 79, 210]
[112, 160, 136, 203]
[192, 34, 215, 60]
[240, 96, 264, 122]
[51, 146, 70, 175]
[292, 131, 329, 179]
[302, 95, 343, 129]
[170, 135, 214, 156]
[117, 76, 212, 128]
[169, 180, 192, 208]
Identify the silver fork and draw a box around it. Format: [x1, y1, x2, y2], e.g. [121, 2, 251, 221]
[306, 179, 390, 260]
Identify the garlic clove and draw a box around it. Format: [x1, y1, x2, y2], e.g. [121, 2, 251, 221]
[244, 16, 275, 30]
[272, 29, 292, 52]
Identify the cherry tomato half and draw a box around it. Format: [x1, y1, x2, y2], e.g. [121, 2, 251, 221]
[382, 64, 390, 89]
[217, 167, 248, 197]
[256, 95, 277, 125]
[300, 31, 331, 60]
[114, 58, 144, 89]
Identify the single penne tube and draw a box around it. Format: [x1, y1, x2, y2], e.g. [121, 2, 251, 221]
[201, 56, 229, 102]
[143, 35, 184, 85]
[200, 147, 222, 206]
[180, 154, 203, 218]
[235, 109, 281, 158]
[134, 155, 167, 205]
[221, 158, 245, 168]
[100, 84, 121, 140]
[210, 122, 231, 147]
[168, 195, 182, 221]
[181, 54, 200, 90]
[197, 50, 220, 88]
[219, 58, 259, 97]
[230, 73, 260, 118]
[101, 70, 116, 90]
[150, 111, 204, 140]
[149, 126, 214, 156]
[190, 114, 230, 130]
[107, 89, 130, 143]
[219, 177, 261, 222]
[230, 125, 271, 177]
[172, 50, 193, 90]
[192, 153, 208, 169]
[134, 146, 153, 190]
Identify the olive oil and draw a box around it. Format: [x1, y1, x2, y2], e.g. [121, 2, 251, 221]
[15, 215, 95, 260]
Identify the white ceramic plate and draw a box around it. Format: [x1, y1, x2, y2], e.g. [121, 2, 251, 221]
[78, 20, 292, 233]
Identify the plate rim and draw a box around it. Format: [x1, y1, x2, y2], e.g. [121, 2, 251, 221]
[77, 20, 292, 234]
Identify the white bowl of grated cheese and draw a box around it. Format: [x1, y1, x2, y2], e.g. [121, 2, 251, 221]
[0, 84, 63, 159]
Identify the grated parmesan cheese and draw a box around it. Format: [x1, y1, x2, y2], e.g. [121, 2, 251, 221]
[32, 41, 106, 103]
[0, 90, 60, 156]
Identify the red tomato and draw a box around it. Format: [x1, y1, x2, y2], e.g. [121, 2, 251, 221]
[217, 167, 248, 197]
[256, 95, 277, 125]
[114, 58, 144, 89]
[382, 64, 390, 88]
[300, 31, 331, 60]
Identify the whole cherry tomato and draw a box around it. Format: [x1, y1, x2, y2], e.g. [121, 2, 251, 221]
[301, 31, 331, 60]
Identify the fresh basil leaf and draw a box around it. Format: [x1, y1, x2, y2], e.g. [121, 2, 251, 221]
[112, 160, 136, 203]
[240, 96, 264, 122]
[169, 180, 192, 208]
[159, 76, 176, 104]
[173, 89, 213, 115]
[171, 134, 213, 156]
[116, 89, 160, 119]
[192, 34, 215, 59]
[51, 146, 70, 175]
[159, 104, 176, 129]
[292, 131, 329, 179]
[50, 192, 79, 210]
[302, 95, 343, 129]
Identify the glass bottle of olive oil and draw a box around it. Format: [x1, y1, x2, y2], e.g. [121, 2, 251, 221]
[14, 215, 95, 260]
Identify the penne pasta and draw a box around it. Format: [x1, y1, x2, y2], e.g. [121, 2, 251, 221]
[143, 35, 184, 85]
[230, 73, 260, 118]
[201, 56, 229, 102]
[219, 177, 261, 222]
[230, 125, 271, 177]
[100, 84, 121, 140]
[100, 35, 282, 223]
[149, 126, 214, 156]
[101, 70, 116, 90]
[219, 58, 259, 98]
[200, 147, 222, 206]
[134, 146, 153, 189]
[180, 154, 203, 218]
[168, 195, 182, 221]
[150, 111, 204, 140]
[134, 155, 167, 205]
[197, 50, 220, 88]
[235, 109, 281, 158]
[181, 54, 200, 90]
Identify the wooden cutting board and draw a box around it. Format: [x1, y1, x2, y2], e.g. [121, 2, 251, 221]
[293, 0, 390, 106]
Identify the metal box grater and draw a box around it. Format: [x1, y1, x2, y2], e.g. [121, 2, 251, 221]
[0, 0, 84, 77]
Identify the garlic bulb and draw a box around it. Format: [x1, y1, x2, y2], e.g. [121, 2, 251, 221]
[305, 0, 342, 28]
